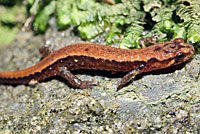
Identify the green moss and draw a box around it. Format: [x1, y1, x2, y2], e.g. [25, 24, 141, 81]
[105, 25, 121, 45]
[172, 24, 186, 40]
[0, 25, 17, 46]
[28, 0, 200, 49]
[187, 24, 200, 43]
[33, 1, 56, 33]
[119, 24, 144, 49]
[56, 0, 73, 29]
[0, 5, 26, 45]
[78, 20, 108, 39]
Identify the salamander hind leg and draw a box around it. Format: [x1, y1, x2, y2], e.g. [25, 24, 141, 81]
[58, 66, 97, 89]
[117, 64, 145, 91]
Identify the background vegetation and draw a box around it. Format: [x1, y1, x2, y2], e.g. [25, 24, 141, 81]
[0, 0, 200, 51]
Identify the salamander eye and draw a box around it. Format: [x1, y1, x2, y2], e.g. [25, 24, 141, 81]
[175, 52, 184, 61]
[174, 38, 184, 44]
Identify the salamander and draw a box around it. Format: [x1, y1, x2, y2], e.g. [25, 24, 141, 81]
[0, 38, 194, 90]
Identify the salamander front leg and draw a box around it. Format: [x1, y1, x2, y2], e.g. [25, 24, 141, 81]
[117, 64, 145, 91]
[139, 34, 160, 48]
[58, 67, 97, 89]
[39, 45, 55, 58]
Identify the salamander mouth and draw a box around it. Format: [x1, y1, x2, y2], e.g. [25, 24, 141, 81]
[176, 51, 194, 65]
[190, 46, 195, 55]
[187, 45, 195, 60]
[181, 44, 194, 61]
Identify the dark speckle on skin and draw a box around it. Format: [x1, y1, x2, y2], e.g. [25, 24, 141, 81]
[169, 44, 176, 48]
[164, 43, 170, 47]
[164, 43, 176, 48]
[163, 43, 178, 54]
[154, 46, 162, 51]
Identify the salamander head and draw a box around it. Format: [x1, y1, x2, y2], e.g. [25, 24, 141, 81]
[155, 38, 194, 66]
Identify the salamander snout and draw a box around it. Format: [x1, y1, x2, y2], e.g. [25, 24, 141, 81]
[172, 38, 194, 55]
